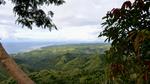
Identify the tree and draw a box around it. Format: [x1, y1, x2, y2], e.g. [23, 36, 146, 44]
[0, 0, 64, 84]
[99, 0, 150, 83]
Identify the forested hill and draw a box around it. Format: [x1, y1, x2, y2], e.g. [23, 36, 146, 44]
[0, 43, 110, 84]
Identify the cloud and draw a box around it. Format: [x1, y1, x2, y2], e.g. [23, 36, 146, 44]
[11, 25, 101, 42]
[52, 0, 125, 27]
[0, 0, 126, 43]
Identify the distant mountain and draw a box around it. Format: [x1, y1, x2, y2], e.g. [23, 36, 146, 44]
[2, 41, 107, 54]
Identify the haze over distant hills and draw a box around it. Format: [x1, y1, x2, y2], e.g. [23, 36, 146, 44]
[2, 41, 105, 54]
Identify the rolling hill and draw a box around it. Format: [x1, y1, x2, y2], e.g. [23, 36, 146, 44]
[0, 43, 110, 84]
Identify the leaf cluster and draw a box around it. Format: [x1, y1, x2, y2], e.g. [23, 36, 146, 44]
[100, 0, 150, 58]
[1, 0, 65, 30]
[99, 0, 150, 83]
[0, 0, 5, 5]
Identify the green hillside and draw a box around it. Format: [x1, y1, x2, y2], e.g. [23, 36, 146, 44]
[0, 43, 110, 84]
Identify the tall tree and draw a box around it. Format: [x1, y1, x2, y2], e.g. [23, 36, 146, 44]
[99, 0, 150, 83]
[0, 0, 64, 84]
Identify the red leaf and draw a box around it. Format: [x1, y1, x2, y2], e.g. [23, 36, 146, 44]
[121, 1, 132, 9]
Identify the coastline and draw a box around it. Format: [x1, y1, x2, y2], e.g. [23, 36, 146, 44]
[2, 42, 108, 54]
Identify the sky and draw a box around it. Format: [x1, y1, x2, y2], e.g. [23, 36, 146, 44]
[0, 0, 131, 43]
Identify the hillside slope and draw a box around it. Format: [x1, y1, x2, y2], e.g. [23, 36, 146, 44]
[0, 43, 110, 84]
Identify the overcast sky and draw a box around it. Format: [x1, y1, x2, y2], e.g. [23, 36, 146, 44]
[0, 0, 131, 43]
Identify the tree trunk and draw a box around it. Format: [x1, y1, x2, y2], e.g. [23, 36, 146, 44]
[0, 43, 35, 84]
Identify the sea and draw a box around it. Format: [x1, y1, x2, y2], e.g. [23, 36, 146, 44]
[1, 40, 104, 54]
[1, 42, 62, 54]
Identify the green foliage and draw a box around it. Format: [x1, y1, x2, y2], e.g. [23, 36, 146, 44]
[99, 0, 150, 83]
[0, 64, 9, 81]
[1, 0, 65, 30]
[0, 43, 110, 84]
